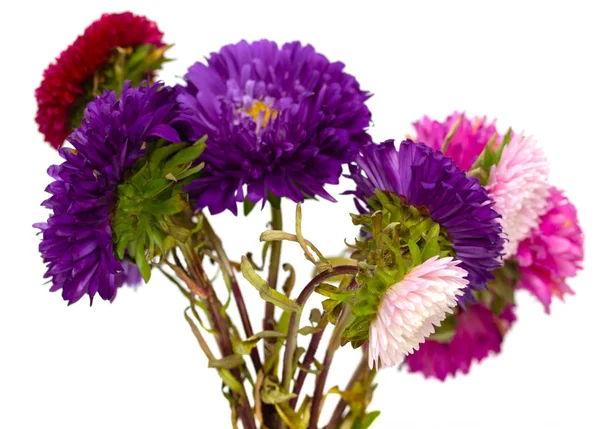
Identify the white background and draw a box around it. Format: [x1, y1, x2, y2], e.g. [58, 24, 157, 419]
[1, 1, 598, 428]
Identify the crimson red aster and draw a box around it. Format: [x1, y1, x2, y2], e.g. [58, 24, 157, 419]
[35, 12, 165, 149]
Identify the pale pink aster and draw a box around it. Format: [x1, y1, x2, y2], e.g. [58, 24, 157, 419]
[515, 187, 584, 312]
[486, 133, 550, 257]
[368, 256, 469, 370]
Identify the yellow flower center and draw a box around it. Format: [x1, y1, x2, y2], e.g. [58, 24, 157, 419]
[246, 100, 277, 127]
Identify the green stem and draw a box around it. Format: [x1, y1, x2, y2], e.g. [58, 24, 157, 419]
[308, 307, 352, 429]
[264, 204, 283, 429]
[179, 243, 257, 429]
[282, 266, 359, 395]
[265, 204, 283, 334]
[324, 353, 373, 429]
[203, 217, 262, 374]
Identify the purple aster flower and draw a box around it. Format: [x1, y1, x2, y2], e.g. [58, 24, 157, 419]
[36, 81, 193, 304]
[176, 40, 371, 214]
[348, 140, 504, 302]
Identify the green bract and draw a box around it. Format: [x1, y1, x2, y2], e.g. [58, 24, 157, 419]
[339, 190, 454, 348]
[468, 128, 513, 186]
[69, 44, 172, 129]
[112, 137, 206, 282]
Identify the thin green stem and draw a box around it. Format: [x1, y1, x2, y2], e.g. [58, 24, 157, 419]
[324, 353, 371, 429]
[178, 243, 257, 429]
[282, 266, 359, 395]
[203, 217, 261, 374]
[264, 204, 283, 334]
[308, 307, 352, 429]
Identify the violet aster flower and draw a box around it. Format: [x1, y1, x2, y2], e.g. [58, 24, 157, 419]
[405, 304, 516, 380]
[515, 187, 584, 312]
[349, 140, 504, 302]
[176, 40, 371, 214]
[37, 81, 193, 304]
[413, 112, 498, 171]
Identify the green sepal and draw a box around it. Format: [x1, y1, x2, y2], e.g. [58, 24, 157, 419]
[342, 190, 455, 348]
[111, 138, 206, 283]
[468, 128, 513, 186]
[69, 44, 172, 130]
[243, 198, 257, 216]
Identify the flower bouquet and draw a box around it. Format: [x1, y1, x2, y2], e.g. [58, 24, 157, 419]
[34, 12, 584, 429]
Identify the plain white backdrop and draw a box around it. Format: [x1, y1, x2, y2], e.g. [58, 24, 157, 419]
[1, 1, 598, 428]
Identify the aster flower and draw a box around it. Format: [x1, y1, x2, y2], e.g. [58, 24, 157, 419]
[368, 256, 468, 369]
[36, 81, 194, 304]
[35, 12, 167, 149]
[486, 133, 550, 257]
[412, 112, 498, 171]
[349, 139, 504, 300]
[176, 39, 371, 215]
[405, 304, 516, 380]
[515, 187, 584, 312]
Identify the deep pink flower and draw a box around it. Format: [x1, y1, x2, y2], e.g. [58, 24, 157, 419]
[515, 187, 584, 312]
[35, 12, 165, 149]
[405, 304, 515, 380]
[412, 112, 497, 171]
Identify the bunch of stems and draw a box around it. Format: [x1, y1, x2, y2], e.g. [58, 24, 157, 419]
[163, 204, 374, 429]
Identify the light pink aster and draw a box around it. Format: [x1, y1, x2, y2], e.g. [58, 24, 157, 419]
[412, 112, 498, 171]
[368, 256, 469, 370]
[486, 133, 550, 257]
[515, 187, 584, 312]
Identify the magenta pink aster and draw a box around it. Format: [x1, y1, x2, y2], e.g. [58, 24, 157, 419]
[35, 12, 165, 149]
[405, 304, 516, 380]
[412, 112, 498, 171]
[486, 133, 550, 257]
[515, 187, 584, 312]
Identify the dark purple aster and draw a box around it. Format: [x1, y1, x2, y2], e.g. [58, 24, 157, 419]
[37, 81, 193, 304]
[349, 139, 504, 302]
[176, 39, 371, 214]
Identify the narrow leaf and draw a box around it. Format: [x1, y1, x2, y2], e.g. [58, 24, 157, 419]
[240, 256, 300, 312]
[208, 355, 245, 369]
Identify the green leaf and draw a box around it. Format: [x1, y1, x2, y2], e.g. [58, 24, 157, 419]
[298, 325, 324, 336]
[135, 240, 151, 282]
[274, 403, 303, 429]
[407, 239, 422, 267]
[315, 283, 355, 302]
[163, 139, 206, 170]
[359, 411, 381, 429]
[282, 263, 296, 296]
[208, 355, 245, 369]
[240, 256, 300, 312]
[235, 330, 287, 355]
[309, 308, 322, 325]
[422, 236, 441, 262]
[217, 369, 245, 396]
[261, 377, 297, 405]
